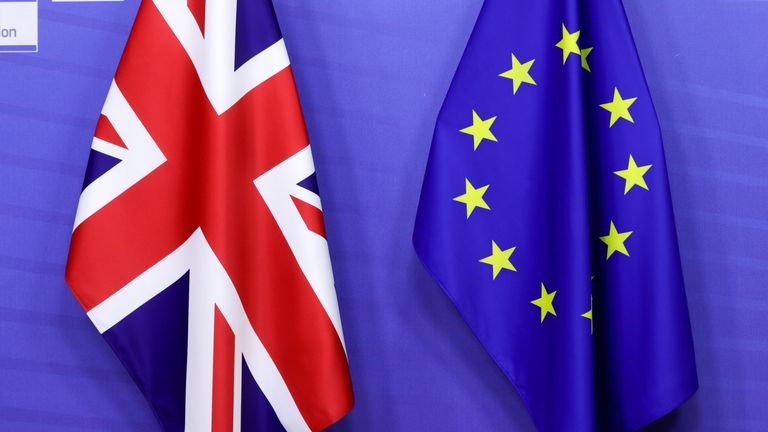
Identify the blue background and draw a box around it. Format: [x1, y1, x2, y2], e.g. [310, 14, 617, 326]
[0, 0, 765, 431]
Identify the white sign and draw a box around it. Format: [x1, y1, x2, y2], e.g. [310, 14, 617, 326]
[0, 0, 38, 53]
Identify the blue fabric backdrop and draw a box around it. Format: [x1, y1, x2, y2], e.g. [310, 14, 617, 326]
[0, 0, 765, 430]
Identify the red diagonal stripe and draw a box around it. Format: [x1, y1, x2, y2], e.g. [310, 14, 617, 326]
[188, 0, 206, 36]
[291, 196, 327, 238]
[94, 114, 127, 149]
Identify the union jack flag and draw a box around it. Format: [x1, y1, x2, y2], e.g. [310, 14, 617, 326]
[65, 0, 354, 431]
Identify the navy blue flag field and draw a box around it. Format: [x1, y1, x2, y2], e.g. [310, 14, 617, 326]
[413, 1, 697, 430]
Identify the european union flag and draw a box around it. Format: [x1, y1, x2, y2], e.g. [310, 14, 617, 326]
[413, 1, 698, 430]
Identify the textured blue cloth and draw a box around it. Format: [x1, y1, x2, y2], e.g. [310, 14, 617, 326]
[413, 1, 698, 430]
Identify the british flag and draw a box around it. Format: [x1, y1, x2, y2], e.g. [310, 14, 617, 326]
[65, 0, 354, 431]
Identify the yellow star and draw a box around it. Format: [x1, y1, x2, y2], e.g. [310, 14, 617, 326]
[453, 178, 490, 218]
[459, 110, 498, 150]
[599, 221, 633, 260]
[531, 283, 557, 323]
[499, 54, 536, 94]
[614, 154, 652, 194]
[479, 241, 517, 279]
[582, 295, 593, 334]
[555, 24, 581, 64]
[599, 87, 637, 127]
[580, 47, 593, 72]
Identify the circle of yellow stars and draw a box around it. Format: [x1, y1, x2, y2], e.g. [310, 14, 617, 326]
[449, 21, 655, 331]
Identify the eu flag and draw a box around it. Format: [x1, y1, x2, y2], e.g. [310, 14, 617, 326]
[413, 1, 698, 430]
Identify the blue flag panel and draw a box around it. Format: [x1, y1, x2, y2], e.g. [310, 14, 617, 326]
[413, 1, 698, 430]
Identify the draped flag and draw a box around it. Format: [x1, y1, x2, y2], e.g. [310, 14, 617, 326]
[65, 1, 353, 430]
[414, 1, 697, 430]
